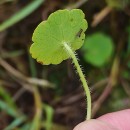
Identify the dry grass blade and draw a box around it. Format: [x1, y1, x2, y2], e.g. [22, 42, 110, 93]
[0, 57, 54, 88]
[91, 6, 112, 27]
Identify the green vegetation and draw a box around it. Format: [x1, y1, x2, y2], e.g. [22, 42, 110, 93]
[0, 0, 130, 130]
[0, 0, 43, 31]
[30, 9, 91, 120]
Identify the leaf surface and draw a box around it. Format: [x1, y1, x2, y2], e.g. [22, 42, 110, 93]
[30, 9, 87, 65]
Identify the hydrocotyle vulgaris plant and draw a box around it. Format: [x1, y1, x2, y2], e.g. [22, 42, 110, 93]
[30, 9, 91, 120]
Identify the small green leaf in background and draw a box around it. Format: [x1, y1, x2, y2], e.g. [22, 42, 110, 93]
[30, 9, 87, 65]
[81, 33, 114, 67]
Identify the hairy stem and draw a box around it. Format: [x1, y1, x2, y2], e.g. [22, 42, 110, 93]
[64, 43, 91, 120]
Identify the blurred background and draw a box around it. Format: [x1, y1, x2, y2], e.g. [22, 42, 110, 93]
[0, 0, 130, 130]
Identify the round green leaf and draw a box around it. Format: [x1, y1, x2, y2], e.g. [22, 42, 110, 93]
[30, 9, 88, 65]
[81, 33, 114, 67]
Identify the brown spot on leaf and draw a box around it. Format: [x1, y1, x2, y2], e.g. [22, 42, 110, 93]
[76, 29, 83, 38]
[37, 60, 44, 65]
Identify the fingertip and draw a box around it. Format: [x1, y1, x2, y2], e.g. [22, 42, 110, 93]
[98, 109, 130, 130]
[73, 119, 96, 130]
[74, 109, 130, 130]
[73, 119, 117, 130]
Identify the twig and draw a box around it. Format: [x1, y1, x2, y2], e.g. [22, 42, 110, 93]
[0, 57, 54, 88]
[92, 82, 113, 117]
[0, 57, 26, 81]
[65, 0, 88, 10]
[55, 106, 72, 114]
[91, 6, 112, 27]
[121, 79, 130, 97]
[92, 57, 120, 117]
[27, 78, 55, 88]
[13, 88, 26, 101]
[91, 78, 109, 91]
